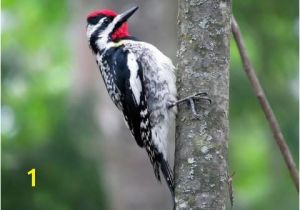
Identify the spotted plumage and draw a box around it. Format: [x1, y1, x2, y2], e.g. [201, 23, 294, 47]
[86, 6, 177, 195]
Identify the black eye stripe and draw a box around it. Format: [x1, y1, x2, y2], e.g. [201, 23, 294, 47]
[87, 15, 103, 25]
[87, 15, 113, 25]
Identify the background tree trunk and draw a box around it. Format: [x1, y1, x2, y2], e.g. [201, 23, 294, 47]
[174, 0, 231, 209]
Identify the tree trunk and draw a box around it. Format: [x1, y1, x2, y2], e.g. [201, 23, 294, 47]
[174, 0, 231, 209]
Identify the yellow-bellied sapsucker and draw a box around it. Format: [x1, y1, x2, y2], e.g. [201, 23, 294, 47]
[86, 6, 209, 197]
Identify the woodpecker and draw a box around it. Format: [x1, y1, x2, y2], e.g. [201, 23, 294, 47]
[86, 6, 209, 197]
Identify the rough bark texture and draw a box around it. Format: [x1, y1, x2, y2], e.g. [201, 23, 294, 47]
[174, 0, 231, 209]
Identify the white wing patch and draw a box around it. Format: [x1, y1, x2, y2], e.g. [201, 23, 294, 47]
[127, 52, 142, 105]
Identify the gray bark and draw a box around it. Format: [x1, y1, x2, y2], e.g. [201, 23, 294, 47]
[174, 0, 231, 209]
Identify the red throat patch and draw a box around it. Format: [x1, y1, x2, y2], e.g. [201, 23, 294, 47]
[112, 23, 129, 40]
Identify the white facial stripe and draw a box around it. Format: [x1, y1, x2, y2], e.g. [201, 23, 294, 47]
[112, 14, 122, 25]
[86, 14, 123, 51]
[99, 18, 117, 38]
[94, 13, 124, 40]
[94, 17, 121, 50]
[86, 17, 106, 39]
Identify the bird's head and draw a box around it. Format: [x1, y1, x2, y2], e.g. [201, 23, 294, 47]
[86, 6, 138, 46]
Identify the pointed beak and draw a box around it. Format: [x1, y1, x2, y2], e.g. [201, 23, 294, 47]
[115, 6, 138, 25]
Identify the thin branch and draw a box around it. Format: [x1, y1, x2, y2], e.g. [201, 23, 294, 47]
[231, 16, 299, 192]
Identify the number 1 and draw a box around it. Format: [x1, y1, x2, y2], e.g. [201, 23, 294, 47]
[27, 168, 36, 187]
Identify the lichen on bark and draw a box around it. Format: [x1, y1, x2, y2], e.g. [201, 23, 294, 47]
[174, 0, 231, 209]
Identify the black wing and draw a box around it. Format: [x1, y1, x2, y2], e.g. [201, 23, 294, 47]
[111, 46, 148, 147]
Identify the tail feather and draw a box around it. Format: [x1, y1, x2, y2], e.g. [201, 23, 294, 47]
[158, 154, 175, 197]
[144, 131, 175, 209]
[145, 143, 174, 195]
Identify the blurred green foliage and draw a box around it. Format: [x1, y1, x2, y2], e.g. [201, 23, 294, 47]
[230, 0, 298, 209]
[1, 0, 298, 210]
[2, 0, 108, 209]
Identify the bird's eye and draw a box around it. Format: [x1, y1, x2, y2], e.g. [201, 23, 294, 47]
[103, 18, 110, 25]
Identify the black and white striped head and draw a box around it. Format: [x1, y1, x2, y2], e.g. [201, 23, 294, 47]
[86, 6, 138, 52]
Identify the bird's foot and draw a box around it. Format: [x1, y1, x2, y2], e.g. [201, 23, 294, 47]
[168, 92, 211, 118]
